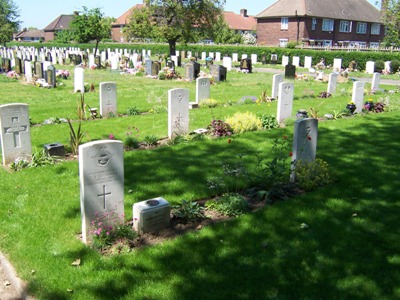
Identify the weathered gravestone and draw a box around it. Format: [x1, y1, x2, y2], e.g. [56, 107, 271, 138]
[47, 65, 56, 88]
[240, 58, 252, 73]
[284, 62, 296, 79]
[34, 61, 43, 79]
[145, 59, 153, 75]
[152, 61, 161, 76]
[270, 54, 278, 64]
[196, 77, 210, 104]
[79, 140, 124, 244]
[327, 73, 338, 94]
[99, 82, 117, 117]
[94, 56, 101, 68]
[371, 72, 381, 91]
[44, 142, 65, 157]
[3, 58, 11, 72]
[0, 103, 32, 166]
[133, 197, 171, 234]
[185, 61, 200, 81]
[277, 82, 294, 123]
[291, 118, 318, 182]
[209, 64, 227, 82]
[14, 57, 22, 75]
[351, 81, 366, 114]
[168, 88, 189, 139]
[24, 60, 33, 83]
[272, 74, 284, 99]
[74, 66, 85, 93]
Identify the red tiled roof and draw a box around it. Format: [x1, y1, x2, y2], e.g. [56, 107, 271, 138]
[43, 15, 74, 31]
[113, 4, 144, 25]
[15, 29, 45, 39]
[224, 11, 256, 31]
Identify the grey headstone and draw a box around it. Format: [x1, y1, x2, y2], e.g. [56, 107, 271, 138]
[0, 103, 32, 166]
[209, 65, 227, 82]
[24, 60, 33, 83]
[168, 88, 189, 138]
[196, 77, 210, 104]
[272, 74, 284, 99]
[277, 82, 294, 122]
[351, 81, 365, 113]
[47, 65, 56, 88]
[284, 63, 296, 79]
[327, 73, 338, 94]
[100, 82, 117, 117]
[133, 197, 171, 234]
[371, 72, 381, 91]
[79, 140, 124, 244]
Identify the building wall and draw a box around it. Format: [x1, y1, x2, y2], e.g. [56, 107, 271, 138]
[111, 25, 125, 42]
[44, 32, 55, 42]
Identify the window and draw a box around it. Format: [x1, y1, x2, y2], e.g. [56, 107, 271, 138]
[371, 23, 381, 35]
[312, 18, 317, 31]
[339, 21, 352, 33]
[370, 42, 380, 48]
[322, 19, 334, 31]
[279, 39, 288, 47]
[356, 22, 367, 34]
[281, 17, 288, 30]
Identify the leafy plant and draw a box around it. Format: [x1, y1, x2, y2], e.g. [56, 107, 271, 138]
[199, 98, 218, 108]
[10, 148, 58, 171]
[67, 118, 85, 155]
[172, 200, 207, 223]
[259, 114, 279, 130]
[77, 93, 86, 121]
[207, 119, 233, 137]
[225, 112, 262, 134]
[124, 127, 140, 149]
[126, 107, 141, 116]
[142, 135, 158, 146]
[206, 193, 248, 217]
[294, 158, 331, 191]
[372, 101, 386, 113]
[318, 91, 331, 98]
[390, 59, 400, 73]
[374, 60, 385, 73]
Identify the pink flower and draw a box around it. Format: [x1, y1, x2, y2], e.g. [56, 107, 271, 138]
[109, 134, 115, 140]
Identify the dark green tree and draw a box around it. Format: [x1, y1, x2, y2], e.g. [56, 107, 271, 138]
[211, 15, 242, 44]
[0, 0, 20, 46]
[380, 0, 400, 46]
[69, 7, 114, 56]
[124, 0, 226, 56]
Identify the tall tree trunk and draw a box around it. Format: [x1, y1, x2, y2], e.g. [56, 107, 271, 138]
[94, 40, 99, 57]
[168, 40, 176, 57]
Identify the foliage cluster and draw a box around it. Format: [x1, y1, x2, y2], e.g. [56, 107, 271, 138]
[206, 193, 248, 217]
[294, 158, 331, 191]
[207, 119, 233, 137]
[172, 200, 207, 223]
[225, 111, 262, 134]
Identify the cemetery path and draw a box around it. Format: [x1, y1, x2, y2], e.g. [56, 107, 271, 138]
[0, 251, 28, 300]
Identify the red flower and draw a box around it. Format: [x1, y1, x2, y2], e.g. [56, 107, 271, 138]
[307, 136, 312, 141]
[289, 152, 293, 157]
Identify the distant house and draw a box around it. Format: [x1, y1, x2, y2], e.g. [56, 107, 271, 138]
[111, 4, 144, 42]
[256, 0, 384, 47]
[14, 29, 44, 42]
[224, 9, 256, 34]
[43, 14, 74, 42]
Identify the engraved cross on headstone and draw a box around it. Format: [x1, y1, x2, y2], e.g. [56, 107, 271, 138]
[175, 113, 183, 128]
[4, 117, 27, 148]
[98, 185, 111, 209]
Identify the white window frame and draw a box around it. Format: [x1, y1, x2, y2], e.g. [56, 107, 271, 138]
[323, 40, 332, 47]
[322, 19, 334, 31]
[370, 42, 380, 48]
[339, 20, 352, 33]
[279, 38, 288, 47]
[281, 17, 288, 30]
[356, 22, 367, 34]
[312, 18, 317, 31]
[371, 23, 381, 35]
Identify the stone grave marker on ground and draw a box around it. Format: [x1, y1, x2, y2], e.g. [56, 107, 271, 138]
[277, 82, 294, 123]
[185, 61, 200, 81]
[304, 56, 312, 69]
[2, 58, 11, 72]
[270, 54, 278, 64]
[209, 64, 227, 82]
[366, 61, 375, 74]
[292, 56, 300, 67]
[215, 52, 221, 61]
[14, 57, 22, 75]
[371, 72, 381, 91]
[145, 59, 153, 75]
[196, 77, 210, 104]
[223, 56, 232, 71]
[34, 61, 43, 79]
[352, 81, 366, 113]
[168, 88, 189, 138]
[333, 58, 342, 71]
[251, 54, 257, 65]
[291, 118, 318, 182]
[284, 62, 296, 79]
[100, 82, 117, 117]
[201, 52, 206, 61]
[0, 103, 32, 166]
[24, 60, 32, 83]
[232, 53, 238, 62]
[240, 58, 252, 73]
[95, 56, 101, 68]
[282, 55, 289, 66]
[74, 66, 85, 93]
[79, 140, 124, 244]
[133, 197, 171, 234]
[384, 61, 391, 73]
[327, 73, 339, 94]
[47, 65, 56, 88]
[272, 74, 284, 99]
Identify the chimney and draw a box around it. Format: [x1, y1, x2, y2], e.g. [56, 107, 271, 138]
[240, 9, 248, 18]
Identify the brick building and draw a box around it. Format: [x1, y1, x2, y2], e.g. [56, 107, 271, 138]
[256, 0, 384, 47]
[43, 15, 74, 42]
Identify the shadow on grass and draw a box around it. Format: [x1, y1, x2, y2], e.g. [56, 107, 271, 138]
[32, 113, 400, 299]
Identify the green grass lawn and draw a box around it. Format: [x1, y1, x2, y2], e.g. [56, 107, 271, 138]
[1, 63, 400, 299]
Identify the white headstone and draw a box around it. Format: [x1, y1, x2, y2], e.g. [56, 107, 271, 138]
[304, 56, 312, 69]
[89, 54, 95, 67]
[366, 61, 375, 74]
[171, 55, 178, 68]
[79, 140, 124, 244]
[133, 197, 171, 234]
[327, 73, 339, 94]
[251, 54, 258, 65]
[333, 58, 342, 71]
[100, 82, 117, 117]
[292, 56, 300, 67]
[215, 52, 221, 62]
[42, 61, 51, 71]
[384, 61, 391, 73]
[196, 77, 210, 104]
[0, 103, 32, 166]
[111, 54, 119, 70]
[371, 72, 381, 91]
[168, 88, 189, 138]
[351, 81, 366, 113]
[272, 74, 284, 99]
[24, 61, 32, 83]
[241, 54, 248, 60]
[223, 56, 232, 71]
[282, 55, 289, 66]
[232, 53, 238, 62]
[201, 52, 206, 61]
[74, 66, 85, 93]
[277, 82, 294, 122]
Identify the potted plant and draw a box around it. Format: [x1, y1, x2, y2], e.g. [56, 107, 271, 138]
[364, 99, 374, 111]
[346, 101, 356, 114]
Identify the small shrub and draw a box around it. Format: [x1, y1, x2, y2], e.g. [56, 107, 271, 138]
[142, 135, 158, 146]
[10, 148, 58, 171]
[372, 101, 386, 113]
[318, 91, 331, 98]
[172, 200, 207, 223]
[126, 107, 141, 116]
[206, 193, 248, 217]
[225, 112, 262, 134]
[158, 71, 166, 80]
[390, 60, 400, 73]
[294, 158, 331, 191]
[124, 127, 140, 149]
[207, 119, 233, 137]
[199, 98, 218, 108]
[374, 60, 385, 73]
[259, 114, 279, 129]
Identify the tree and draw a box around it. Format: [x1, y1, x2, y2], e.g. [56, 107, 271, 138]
[0, 0, 20, 46]
[124, 0, 226, 56]
[211, 15, 242, 44]
[69, 7, 114, 56]
[380, 0, 400, 46]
